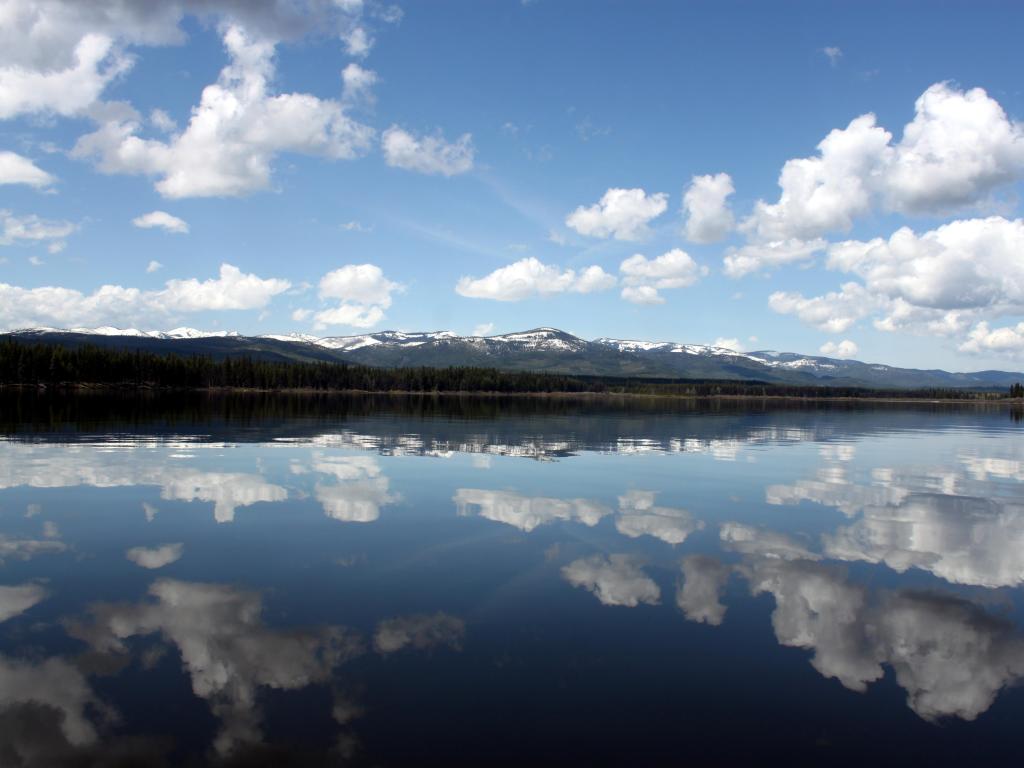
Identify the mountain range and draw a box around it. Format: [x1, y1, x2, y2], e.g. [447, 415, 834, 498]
[4, 326, 1022, 390]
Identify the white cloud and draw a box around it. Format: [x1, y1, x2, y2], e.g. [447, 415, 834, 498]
[381, 126, 475, 176]
[342, 25, 372, 57]
[0, 33, 133, 119]
[713, 337, 743, 351]
[768, 282, 875, 333]
[562, 554, 661, 607]
[827, 217, 1024, 314]
[162, 264, 290, 311]
[723, 238, 827, 278]
[0, 263, 289, 330]
[566, 187, 668, 240]
[73, 26, 375, 198]
[741, 83, 1024, 248]
[887, 83, 1024, 213]
[341, 62, 377, 104]
[455, 257, 615, 301]
[0, 151, 56, 188]
[744, 114, 892, 242]
[774, 216, 1024, 344]
[959, 321, 1024, 357]
[125, 542, 184, 569]
[0, 210, 76, 246]
[472, 322, 495, 337]
[0, 0, 374, 119]
[819, 339, 859, 358]
[682, 172, 734, 243]
[146, 259, 163, 273]
[313, 263, 400, 329]
[823, 46, 842, 65]
[619, 248, 706, 304]
[150, 107, 176, 132]
[132, 210, 189, 234]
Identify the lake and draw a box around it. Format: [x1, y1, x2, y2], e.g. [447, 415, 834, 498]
[0, 392, 1022, 766]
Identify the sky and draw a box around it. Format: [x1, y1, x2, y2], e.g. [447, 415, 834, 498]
[2, 0, 1024, 371]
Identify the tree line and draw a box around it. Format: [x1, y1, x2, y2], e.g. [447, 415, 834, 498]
[0, 338, 1018, 400]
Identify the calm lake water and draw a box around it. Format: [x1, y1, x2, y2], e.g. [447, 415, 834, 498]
[1, 393, 1022, 766]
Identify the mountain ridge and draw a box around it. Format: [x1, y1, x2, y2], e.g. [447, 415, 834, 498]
[3, 325, 1021, 390]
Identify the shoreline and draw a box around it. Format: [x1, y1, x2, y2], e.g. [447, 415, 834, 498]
[3, 383, 1021, 406]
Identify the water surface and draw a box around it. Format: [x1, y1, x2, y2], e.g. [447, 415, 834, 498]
[1, 393, 1022, 765]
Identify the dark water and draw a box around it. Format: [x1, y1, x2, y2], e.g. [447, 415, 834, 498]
[0, 392, 1022, 766]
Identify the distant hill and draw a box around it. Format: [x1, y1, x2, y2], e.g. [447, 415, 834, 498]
[3, 326, 1021, 390]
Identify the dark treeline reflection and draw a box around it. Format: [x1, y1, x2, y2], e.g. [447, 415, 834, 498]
[1, 390, 1018, 449]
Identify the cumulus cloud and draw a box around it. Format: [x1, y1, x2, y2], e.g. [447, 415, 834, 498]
[742, 83, 1024, 247]
[774, 216, 1024, 344]
[744, 114, 892, 243]
[455, 257, 615, 301]
[0, 32, 132, 119]
[819, 339, 859, 358]
[562, 554, 661, 607]
[0, 210, 75, 247]
[0, 151, 56, 188]
[381, 126, 474, 176]
[313, 263, 400, 330]
[146, 259, 162, 273]
[619, 248, 706, 304]
[566, 187, 668, 240]
[125, 543, 184, 569]
[822, 46, 842, 65]
[0, 0, 374, 120]
[73, 25, 374, 198]
[373, 612, 465, 654]
[723, 237, 827, 278]
[682, 172, 734, 243]
[0, 262, 288, 332]
[828, 217, 1024, 316]
[132, 210, 188, 234]
[768, 282, 875, 333]
[887, 83, 1024, 213]
[959, 321, 1024, 357]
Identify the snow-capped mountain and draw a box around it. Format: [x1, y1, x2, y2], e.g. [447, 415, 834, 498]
[4, 325, 1021, 389]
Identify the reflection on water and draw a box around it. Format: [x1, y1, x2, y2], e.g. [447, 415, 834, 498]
[0, 392, 1022, 764]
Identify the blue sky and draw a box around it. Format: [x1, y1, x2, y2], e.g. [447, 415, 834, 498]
[2, 0, 1024, 371]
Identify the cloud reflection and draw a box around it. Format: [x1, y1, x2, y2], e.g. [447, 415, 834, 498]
[562, 554, 661, 607]
[454, 489, 610, 532]
[69, 579, 364, 755]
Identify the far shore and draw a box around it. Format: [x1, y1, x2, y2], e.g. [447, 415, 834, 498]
[3, 382, 1022, 406]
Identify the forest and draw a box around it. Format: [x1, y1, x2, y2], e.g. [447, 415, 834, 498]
[0, 338, 1020, 400]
